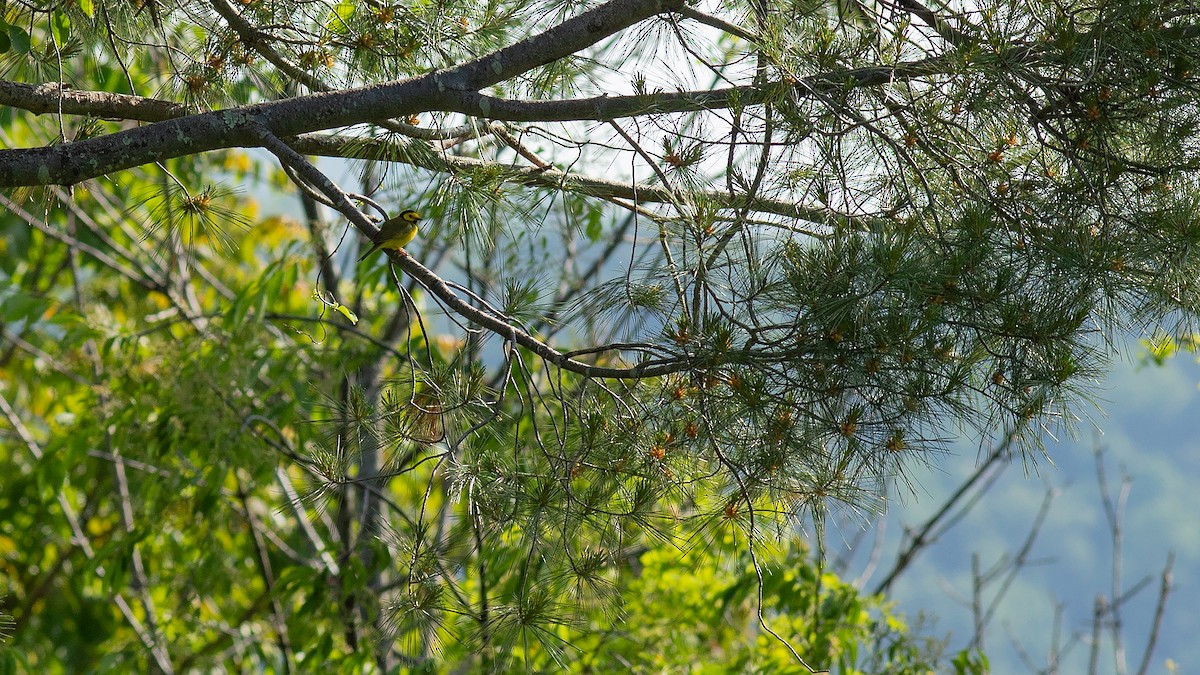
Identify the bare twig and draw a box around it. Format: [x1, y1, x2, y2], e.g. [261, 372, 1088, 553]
[872, 432, 1014, 595]
[1135, 553, 1174, 675]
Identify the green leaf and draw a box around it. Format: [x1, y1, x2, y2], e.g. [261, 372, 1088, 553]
[0, 20, 10, 55]
[584, 209, 603, 242]
[0, 290, 45, 324]
[79, 0, 95, 18]
[1142, 333, 1177, 365]
[51, 10, 71, 45]
[326, 1, 355, 33]
[7, 23, 30, 54]
[0, 648, 26, 675]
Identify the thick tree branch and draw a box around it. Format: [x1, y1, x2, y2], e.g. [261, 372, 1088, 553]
[0, 79, 188, 121]
[0, 0, 681, 186]
[0, 77, 854, 221]
[0, 79, 899, 225]
[208, 0, 462, 142]
[1, 55, 950, 129]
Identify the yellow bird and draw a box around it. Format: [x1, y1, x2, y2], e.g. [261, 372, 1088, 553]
[358, 209, 422, 261]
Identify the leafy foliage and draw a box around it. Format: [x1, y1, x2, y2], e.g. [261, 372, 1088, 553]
[2, 0, 1199, 671]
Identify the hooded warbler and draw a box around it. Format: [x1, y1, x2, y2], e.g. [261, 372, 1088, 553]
[358, 209, 422, 261]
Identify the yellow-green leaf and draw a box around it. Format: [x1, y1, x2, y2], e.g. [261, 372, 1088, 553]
[326, 1, 356, 33]
[51, 10, 72, 45]
[333, 303, 359, 325]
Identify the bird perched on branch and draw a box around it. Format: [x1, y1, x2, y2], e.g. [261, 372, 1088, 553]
[358, 209, 422, 261]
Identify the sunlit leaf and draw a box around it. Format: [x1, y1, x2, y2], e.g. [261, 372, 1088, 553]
[50, 10, 71, 46]
[333, 303, 359, 324]
[326, 1, 355, 33]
